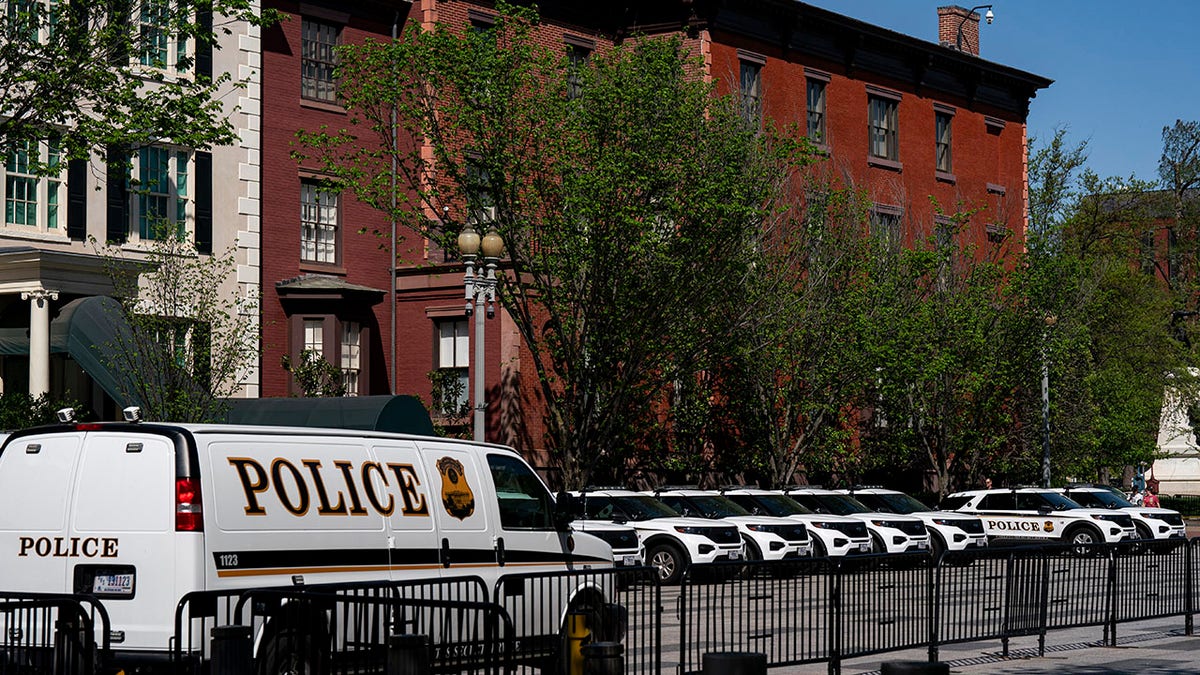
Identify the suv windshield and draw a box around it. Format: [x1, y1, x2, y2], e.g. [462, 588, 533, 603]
[852, 492, 930, 514]
[728, 494, 814, 516]
[1066, 489, 1132, 509]
[681, 495, 750, 518]
[790, 493, 870, 516]
[609, 495, 679, 521]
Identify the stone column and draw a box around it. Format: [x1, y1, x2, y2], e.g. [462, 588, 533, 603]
[21, 289, 59, 398]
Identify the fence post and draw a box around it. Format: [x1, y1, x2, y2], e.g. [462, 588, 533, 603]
[1105, 546, 1118, 647]
[827, 559, 841, 675]
[209, 625, 252, 675]
[387, 634, 432, 675]
[1188, 538, 1195, 637]
[678, 571, 689, 674]
[927, 554, 939, 663]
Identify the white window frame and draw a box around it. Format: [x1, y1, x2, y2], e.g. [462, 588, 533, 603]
[135, 0, 194, 76]
[301, 16, 340, 102]
[131, 145, 191, 241]
[2, 137, 65, 235]
[300, 179, 339, 264]
[436, 318, 470, 414]
[341, 320, 361, 396]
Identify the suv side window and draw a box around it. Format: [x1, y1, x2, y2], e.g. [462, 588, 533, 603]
[979, 493, 1015, 510]
[659, 496, 688, 515]
[583, 496, 615, 520]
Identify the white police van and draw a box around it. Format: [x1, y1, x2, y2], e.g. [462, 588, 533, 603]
[0, 416, 612, 669]
[942, 487, 1136, 547]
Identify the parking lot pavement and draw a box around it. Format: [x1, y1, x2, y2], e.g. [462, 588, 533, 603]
[767, 618, 1200, 674]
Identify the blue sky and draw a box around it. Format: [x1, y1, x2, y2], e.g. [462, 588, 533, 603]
[803, 1, 1200, 183]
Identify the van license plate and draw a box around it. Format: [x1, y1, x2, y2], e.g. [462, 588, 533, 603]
[93, 574, 134, 596]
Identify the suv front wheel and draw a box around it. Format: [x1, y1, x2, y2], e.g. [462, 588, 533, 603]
[647, 541, 687, 584]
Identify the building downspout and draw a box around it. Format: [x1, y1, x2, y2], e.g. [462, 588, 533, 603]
[390, 9, 400, 394]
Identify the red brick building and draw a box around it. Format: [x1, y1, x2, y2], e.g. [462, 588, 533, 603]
[258, 1, 1050, 464]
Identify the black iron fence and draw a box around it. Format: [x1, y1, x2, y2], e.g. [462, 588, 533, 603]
[676, 538, 1196, 674]
[6, 539, 1200, 674]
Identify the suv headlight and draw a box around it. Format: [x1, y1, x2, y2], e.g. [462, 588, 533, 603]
[931, 518, 958, 526]
[674, 526, 706, 535]
[870, 519, 898, 529]
[1090, 514, 1121, 523]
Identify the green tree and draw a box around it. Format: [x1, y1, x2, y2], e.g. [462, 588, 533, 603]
[93, 224, 258, 422]
[0, 392, 85, 430]
[699, 180, 874, 487]
[858, 208, 1030, 496]
[281, 349, 347, 398]
[1022, 131, 1197, 484]
[0, 1, 276, 171]
[299, 3, 801, 487]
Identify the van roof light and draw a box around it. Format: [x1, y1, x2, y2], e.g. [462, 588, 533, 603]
[56, 408, 75, 423]
[122, 406, 143, 423]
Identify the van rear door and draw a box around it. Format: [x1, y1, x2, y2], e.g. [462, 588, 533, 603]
[0, 432, 85, 593]
[67, 432, 184, 651]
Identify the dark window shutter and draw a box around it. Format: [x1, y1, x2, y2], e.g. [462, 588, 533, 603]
[105, 146, 128, 244]
[194, 151, 212, 254]
[107, 0, 131, 65]
[66, 159, 87, 240]
[196, 9, 213, 79]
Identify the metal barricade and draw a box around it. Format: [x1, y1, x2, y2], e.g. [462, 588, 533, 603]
[0, 592, 110, 675]
[492, 564, 661, 675]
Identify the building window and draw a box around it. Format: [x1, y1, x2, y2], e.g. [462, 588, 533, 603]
[341, 321, 361, 396]
[303, 318, 324, 356]
[868, 96, 899, 161]
[806, 78, 826, 143]
[3, 138, 63, 232]
[739, 60, 762, 127]
[870, 205, 902, 248]
[935, 110, 953, 173]
[130, 145, 189, 240]
[566, 43, 590, 100]
[435, 319, 469, 416]
[300, 179, 338, 264]
[137, 0, 190, 72]
[301, 17, 339, 102]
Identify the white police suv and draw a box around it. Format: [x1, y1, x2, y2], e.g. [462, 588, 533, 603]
[784, 487, 931, 554]
[841, 487, 987, 555]
[941, 487, 1136, 547]
[648, 488, 812, 562]
[570, 488, 743, 583]
[1060, 484, 1186, 546]
[720, 487, 873, 557]
[572, 520, 644, 568]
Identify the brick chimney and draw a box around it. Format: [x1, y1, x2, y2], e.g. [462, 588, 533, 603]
[938, 5, 982, 56]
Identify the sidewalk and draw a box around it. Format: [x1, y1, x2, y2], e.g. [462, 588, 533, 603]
[779, 618, 1200, 674]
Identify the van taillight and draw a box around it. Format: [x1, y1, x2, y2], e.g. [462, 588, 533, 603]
[176, 478, 203, 532]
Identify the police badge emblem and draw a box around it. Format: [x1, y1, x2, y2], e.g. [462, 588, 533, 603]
[436, 457, 476, 520]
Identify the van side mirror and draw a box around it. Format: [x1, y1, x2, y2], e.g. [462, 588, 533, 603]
[554, 491, 579, 531]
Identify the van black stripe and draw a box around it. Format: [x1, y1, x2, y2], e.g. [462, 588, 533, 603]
[214, 548, 610, 571]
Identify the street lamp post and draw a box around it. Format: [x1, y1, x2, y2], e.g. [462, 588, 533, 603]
[955, 5, 994, 53]
[457, 223, 504, 442]
[1040, 315, 1057, 488]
